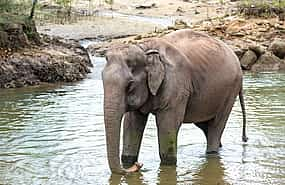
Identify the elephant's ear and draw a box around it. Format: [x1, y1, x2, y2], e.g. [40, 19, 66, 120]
[146, 50, 165, 96]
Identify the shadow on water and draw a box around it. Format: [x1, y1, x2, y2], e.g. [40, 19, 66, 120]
[192, 155, 227, 185]
[108, 156, 228, 185]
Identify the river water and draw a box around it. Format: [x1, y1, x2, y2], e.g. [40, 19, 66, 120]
[0, 57, 284, 185]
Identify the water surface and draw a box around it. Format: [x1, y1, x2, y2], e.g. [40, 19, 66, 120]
[0, 58, 284, 185]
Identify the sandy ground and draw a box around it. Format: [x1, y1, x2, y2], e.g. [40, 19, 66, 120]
[37, 16, 162, 40]
[37, 0, 238, 40]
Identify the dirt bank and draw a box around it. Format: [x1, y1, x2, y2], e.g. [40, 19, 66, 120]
[37, 0, 236, 40]
[0, 14, 92, 88]
[86, 17, 285, 72]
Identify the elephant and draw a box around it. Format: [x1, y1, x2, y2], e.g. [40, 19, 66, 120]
[102, 29, 248, 174]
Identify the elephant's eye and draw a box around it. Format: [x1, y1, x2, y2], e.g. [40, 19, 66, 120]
[127, 80, 135, 94]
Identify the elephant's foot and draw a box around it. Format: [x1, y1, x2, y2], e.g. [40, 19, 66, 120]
[125, 162, 143, 173]
[242, 135, 248, 142]
[122, 155, 138, 167]
[206, 150, 219, 155]
[206, 144, 220, 154]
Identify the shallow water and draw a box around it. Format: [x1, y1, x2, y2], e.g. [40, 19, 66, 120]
[0, 57, 284, 185]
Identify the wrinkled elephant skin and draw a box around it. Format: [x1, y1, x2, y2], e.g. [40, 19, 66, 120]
[102, 29, 247, 174]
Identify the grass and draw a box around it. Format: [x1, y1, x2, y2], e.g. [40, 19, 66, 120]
[0, 13, 40, 48]
[239, 0, 285, 18]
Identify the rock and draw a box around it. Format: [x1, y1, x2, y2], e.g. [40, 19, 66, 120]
[195, 9, 200, 14]
[226, 18, 246, 33]
[4, 23, 23, 32]
[232, 46, 245, 60]
[229, 32, 245, 37]
[176, 6, 185, 13]
[240, 50, 258, 70]
[134, 35, 142, 40]
[251, 52, 285, 71]
[174, 19, 189, 29]
[135, 2, 156, 9]
[248, 44, 265, 57]
[268, 38, 285, 59]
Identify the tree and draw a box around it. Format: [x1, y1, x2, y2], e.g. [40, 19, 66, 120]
[55, 0, 73, 16]
[105, 0, 114, 10]
[29, 0, 38, 19]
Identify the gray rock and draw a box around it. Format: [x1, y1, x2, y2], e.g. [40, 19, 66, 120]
[240, 50, 257, 70]
[231, 46, 245, 60]
[248, 44, 265, 57]
[251, 52, 285, 72]
[269, 38, 285, 59]
[135, 2, 156, 9]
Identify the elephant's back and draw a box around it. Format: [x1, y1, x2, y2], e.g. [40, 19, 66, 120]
[163, 29, 241, 78]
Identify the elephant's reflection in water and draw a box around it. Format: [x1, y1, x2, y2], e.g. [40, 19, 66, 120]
[109, 172, 145, 185]
[108, 155, 228, 185]
[192, 156, 228, 185]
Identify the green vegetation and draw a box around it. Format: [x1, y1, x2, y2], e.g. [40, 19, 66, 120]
[239, 0, 285, 19]
[0, 0, 32, 16]
[0, 13, 40, 49]
[240, 0, 285, 8]
[105, 0, 114, 9]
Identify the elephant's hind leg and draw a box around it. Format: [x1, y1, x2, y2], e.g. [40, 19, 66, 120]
[206, 95, 236, 154]
[195, 120, 222, 148]
[122, 111, 148, 167]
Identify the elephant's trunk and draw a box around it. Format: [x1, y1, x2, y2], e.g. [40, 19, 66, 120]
[104, 89, 126, 174]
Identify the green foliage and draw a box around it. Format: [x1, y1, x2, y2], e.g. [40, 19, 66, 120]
[55, 0, 72, 8]
[272, 0, 285, 8]
[0, 0, 32, 16]
[239, 0, 285, 17]
[105, 0, 114, 5]
[241, 0, 285, 8]
[0, 0, 15, 12]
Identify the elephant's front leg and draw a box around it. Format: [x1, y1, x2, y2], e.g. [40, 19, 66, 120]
[156, 108, 184, 165]
[121, 111, 148, 167]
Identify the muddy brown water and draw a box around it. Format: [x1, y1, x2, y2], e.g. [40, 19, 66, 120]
[0, 57, 284, 185]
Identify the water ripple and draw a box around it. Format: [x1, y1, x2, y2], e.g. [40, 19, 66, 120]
[0, 62, 284, 184]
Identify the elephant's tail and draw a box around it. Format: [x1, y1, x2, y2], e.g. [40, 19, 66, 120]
[239, 89, 248, 142]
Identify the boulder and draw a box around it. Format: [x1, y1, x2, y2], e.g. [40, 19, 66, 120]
[248, 44, 265, 57]
[135, 2, 156, 9]
[176, 6, 185, 13]
[268, 38, 285, 59]
[251, 52, 285, 71]
[231, 46, 245, 60]
[174, 19, 189, 29]
[240, 50, 257, 70]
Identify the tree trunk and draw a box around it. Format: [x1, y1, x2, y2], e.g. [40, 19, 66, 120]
[29, 0, 38, 19]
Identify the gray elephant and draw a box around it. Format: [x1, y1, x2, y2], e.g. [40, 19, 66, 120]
[102, 29, 248, 174]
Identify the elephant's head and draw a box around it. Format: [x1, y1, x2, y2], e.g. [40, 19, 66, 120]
[102, 43, 165, 174]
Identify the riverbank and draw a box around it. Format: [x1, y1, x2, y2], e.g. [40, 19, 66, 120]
[85, 16, 285, 72]
[0, 14, 92, 88]
[37, 0, 285, 72]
